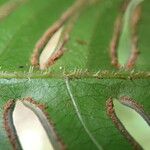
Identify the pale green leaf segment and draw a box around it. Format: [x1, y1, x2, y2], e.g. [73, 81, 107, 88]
[118, 0, 144, 66]
[0, 0, 150, 150]
[114, 99, 150, 150]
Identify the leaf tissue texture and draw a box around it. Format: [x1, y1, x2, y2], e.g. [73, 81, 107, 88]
[0, 0, 150, 150]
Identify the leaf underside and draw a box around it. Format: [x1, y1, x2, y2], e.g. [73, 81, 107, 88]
[0, 0, 150, 149]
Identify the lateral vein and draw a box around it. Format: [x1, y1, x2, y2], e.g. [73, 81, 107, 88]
[65, 77, 103, 150]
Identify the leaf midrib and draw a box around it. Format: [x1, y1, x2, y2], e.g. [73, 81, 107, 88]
[0, 70, 149, 79]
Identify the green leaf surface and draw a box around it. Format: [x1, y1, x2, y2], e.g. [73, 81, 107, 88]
[0, 0, 124, 72]
[0, 78, 150, 149]
[136, 0, 150, 70]
[0, 0, 150, 149]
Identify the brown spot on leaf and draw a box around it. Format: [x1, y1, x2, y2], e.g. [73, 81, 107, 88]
[76, 39, 88, 46]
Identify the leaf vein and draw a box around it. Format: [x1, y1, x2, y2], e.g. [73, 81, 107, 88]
[65, 77, 103, 150]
